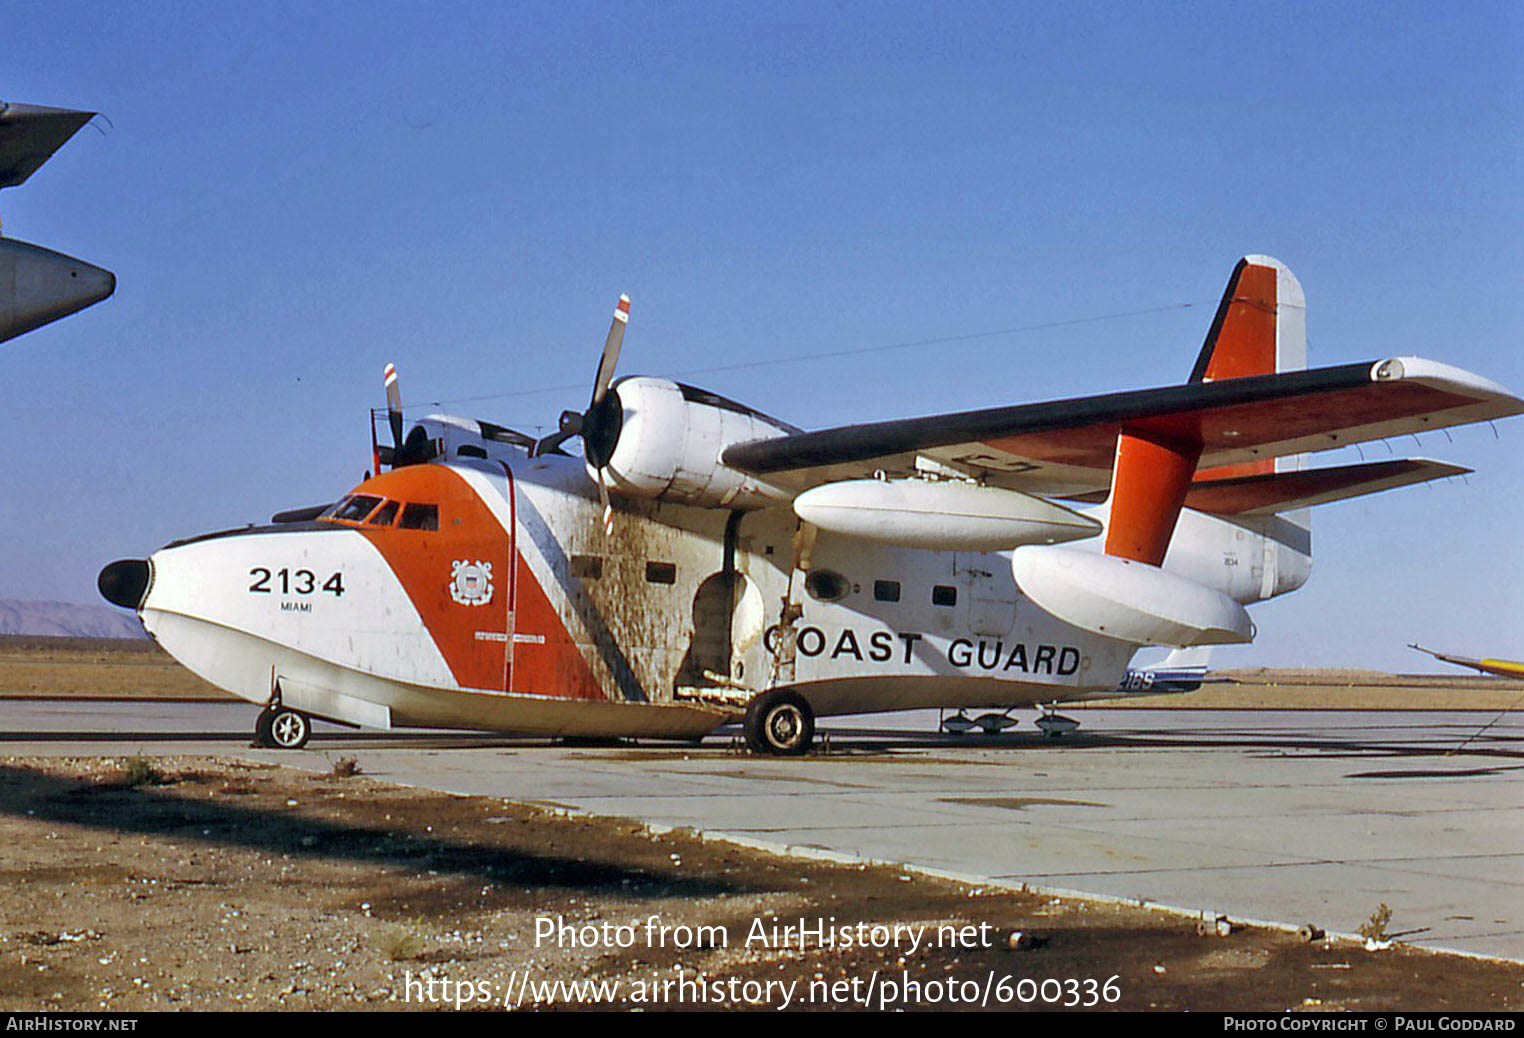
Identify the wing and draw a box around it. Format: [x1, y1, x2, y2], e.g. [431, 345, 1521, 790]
[0, 102, 95, 189]
[723, 357, 1523, 497]
[1410, 644, 1524, 680]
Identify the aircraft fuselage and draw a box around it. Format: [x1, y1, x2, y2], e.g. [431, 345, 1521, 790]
[118, 453, 1151, 740]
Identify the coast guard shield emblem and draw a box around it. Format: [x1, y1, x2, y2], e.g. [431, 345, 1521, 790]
[449, 560, 494, 606]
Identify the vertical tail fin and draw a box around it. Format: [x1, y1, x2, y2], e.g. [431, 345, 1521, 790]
[1189, 254, 1306, 387]
[1184, 255, 1312, 598]
[1105, 255, 1309, 567]
[1190, 254, 1307, 482]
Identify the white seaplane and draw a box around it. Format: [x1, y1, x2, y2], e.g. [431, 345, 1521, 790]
[99, 256, 1521, 753]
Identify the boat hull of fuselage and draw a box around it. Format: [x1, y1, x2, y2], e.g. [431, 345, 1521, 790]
[143, 607, 730, 738]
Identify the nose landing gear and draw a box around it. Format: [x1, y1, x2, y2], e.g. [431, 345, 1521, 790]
[254, 706, 312, 749]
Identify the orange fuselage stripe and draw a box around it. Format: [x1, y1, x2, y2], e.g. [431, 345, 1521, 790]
[349, 466, 514, 692]
[337, 465, 606, 700]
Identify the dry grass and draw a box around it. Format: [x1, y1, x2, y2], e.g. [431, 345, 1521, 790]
[103, 756, 173, 788]
[0, 636, 231, 698]
[375, 919, 430, 962]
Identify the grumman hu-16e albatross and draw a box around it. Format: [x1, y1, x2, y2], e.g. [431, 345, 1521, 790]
[98, 257, 1523, 754]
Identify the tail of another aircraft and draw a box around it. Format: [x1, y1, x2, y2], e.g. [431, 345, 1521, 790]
[1119, 646, 1212, 691]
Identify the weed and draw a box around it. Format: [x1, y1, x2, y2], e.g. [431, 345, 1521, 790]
[377, 920, 430, 962]
[1358, 903, 1393, 942]
[110, 757, 172, 788]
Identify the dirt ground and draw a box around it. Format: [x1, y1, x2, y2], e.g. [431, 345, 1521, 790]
[1, 755, 1520, 1013]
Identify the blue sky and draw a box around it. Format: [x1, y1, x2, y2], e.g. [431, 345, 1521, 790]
[2, 1, 1520, 670]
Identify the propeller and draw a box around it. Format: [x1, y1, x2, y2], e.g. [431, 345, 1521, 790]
[374, 362, 435, 468]
[372, 362, 406, 470]
[371, 362, 537, 473]
[534, 294, 630, 534]
[384, 362, 404, 453]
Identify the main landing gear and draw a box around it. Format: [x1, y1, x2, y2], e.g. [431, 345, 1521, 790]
[1034, 703, 1081, 738]
[254, 706, 312, 749]
[743, 689, 815, 756]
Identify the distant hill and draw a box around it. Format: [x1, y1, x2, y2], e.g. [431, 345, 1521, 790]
[0, 600, 147, 639]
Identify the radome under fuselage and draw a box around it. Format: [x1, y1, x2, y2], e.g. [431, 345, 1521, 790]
[125, 444, 1303, 740]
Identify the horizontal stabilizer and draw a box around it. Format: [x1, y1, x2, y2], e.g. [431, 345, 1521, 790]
[1183, 458, 1469, 515]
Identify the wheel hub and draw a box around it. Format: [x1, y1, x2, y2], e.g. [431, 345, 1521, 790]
[767, 707, 802, 747]
[272, 712, 306, 747]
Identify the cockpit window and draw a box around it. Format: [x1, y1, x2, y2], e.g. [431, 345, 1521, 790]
[367, 500, 400, 526]
[397, 503, 439, 531]
[330, 495, 382, 522]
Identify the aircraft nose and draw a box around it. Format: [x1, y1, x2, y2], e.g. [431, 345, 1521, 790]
[98, 558, 150, 610]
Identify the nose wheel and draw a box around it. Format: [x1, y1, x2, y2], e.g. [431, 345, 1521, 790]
[254, 706, 312, 750]
[743, 689, 815, 756]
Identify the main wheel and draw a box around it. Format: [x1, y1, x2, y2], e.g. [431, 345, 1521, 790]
[265, 707, 312, 750]
[253, 708, 277, 747]
[743, 690, 815, 756]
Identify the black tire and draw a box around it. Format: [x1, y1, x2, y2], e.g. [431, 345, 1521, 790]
[253, 708, 277, 747]
[266, 708, 312, 750]
[743, 690, 815, 756]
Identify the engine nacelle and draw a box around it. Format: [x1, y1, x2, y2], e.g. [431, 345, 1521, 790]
[597, 376, 795, 509]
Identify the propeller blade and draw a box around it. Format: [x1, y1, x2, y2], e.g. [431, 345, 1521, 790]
[384, 363, 404, 454]
[597, 469, 614, 537]
[589, 294, 629, 408]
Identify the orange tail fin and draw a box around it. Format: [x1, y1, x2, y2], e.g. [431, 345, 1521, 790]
[1105, 255, 1307, 565]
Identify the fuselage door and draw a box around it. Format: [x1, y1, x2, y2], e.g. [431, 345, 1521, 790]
[956, 553, 1016, 637]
